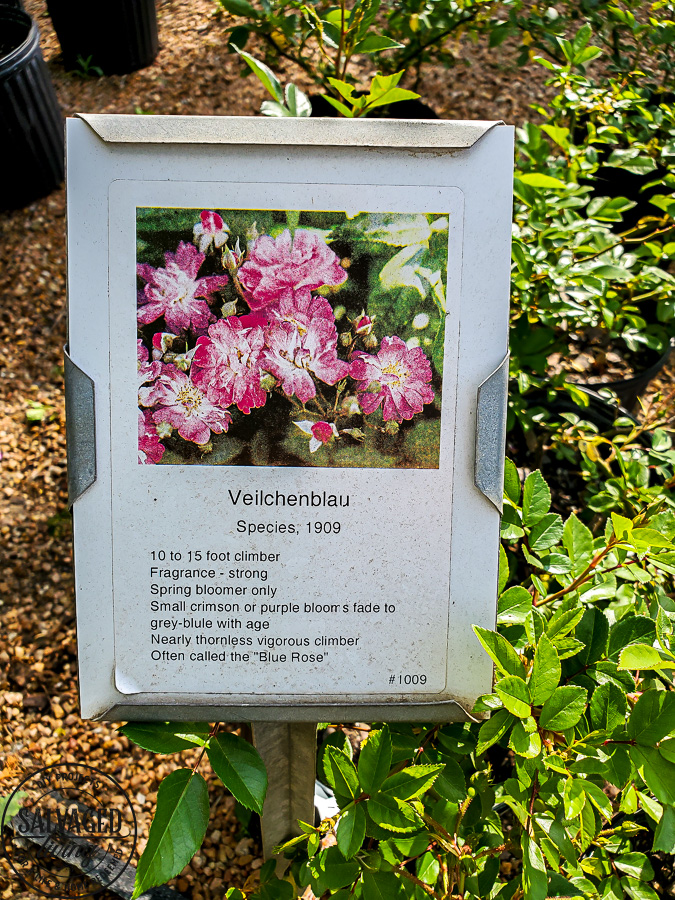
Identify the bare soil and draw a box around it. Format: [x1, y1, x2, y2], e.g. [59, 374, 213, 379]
[0, 2, 671, 898]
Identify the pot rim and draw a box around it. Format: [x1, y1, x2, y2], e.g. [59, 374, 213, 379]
[0, 8, 39, 76]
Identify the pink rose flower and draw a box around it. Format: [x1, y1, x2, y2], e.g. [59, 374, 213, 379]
[294, 419, 339, 453]
[191, 317, 268, 415]
[138, 410, 165, 464]
[137, 241, 228, 333]
[147, 364, 232, 445]
[193, 210, 230, 254]
[238, 229, 347, 311]
[269, 292, 335, 333]
[138, 339, 161, 386]
[350, 336, 435, 423]
[262, 318, 349, 404]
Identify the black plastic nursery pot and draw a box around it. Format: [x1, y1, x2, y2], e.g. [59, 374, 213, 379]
[0, 6, 64, 210]
[46, 0, 159, 75]
[576, 337, 675, 411]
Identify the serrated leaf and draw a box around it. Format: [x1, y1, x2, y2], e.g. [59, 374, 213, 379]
[630, 745, 675, 805]
[529, 513, 564, 551]
[539, 686, 587, 731]
[381, 765, 443, 800]
[361, 870, 405, 899]
[621, 876, 660, 900]
[120, 722, 210, 754]
[529, 634, 561, 706]
[564, 779, 586, 820]
[132, 770, 209, 899]
[495, 675, 531, 717]
[517, 173, 567, 190]
[358, 726, 392, 794]
[615, 853, 654, 881]
[618, 644, 670, 670]
[336, 804, 366, 859]
[207, 732, 267, 814]
[476, 708, 514, 754]
[325, 746, 360, 802]
[572, 607, 609, 666]
[504, 458, 521, 504]
[653, 805, 675, 853]
[589, 682, 626, 734]
[523, 471, 551, 525]
[498, 586, 532, 625]
[627, 691, 675, 744]
[522, 833, 548, 900]
[499, 544, 509, 594]
[473, 626, 526, 678]
[546, 602, 584, 643]
[434, 756, 467, 802]
[582, 780, 613, 821]
[509, 716, 542, 758]
[309, 846, 360, 894]
[368, 793, 421, 832]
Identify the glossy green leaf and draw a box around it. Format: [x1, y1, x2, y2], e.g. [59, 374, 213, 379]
[529, 634, 561, 706]
[529, 513, 564, 551]
[476, 708, 515, 754]
[627, 690, 675, 744]
[132, 770, 209, 899]
[207, 732, 267, 814]
[498, 586, 532, 625]
[358, 726, 392, 794]
[653, 805, 675, 853]
[581, 780, 613, 821]
[522, 833, 548, 900]
[381, 764, 443, 800]
[473, 626, 526, 678]
[434, 756, 467, 802]
[309, 846, 360, 894]
[509, 716, 542, 758]
[615, 853, 654, 881]
[368, 793, 421, 832]
[589, 682, 626, 734]
[523, 470, 551, 525]
[564, 779, 586, 820]
[336, 804, 366, 860]
[618, 644, 669, 670]
[495, 675, 531, 717]
[504, 458, 521, 504]
[539, 686, 587, 731]
[621, 876, 660, 900]
[120, 722, 210, 754]
[361, 870, 405, 899]
[325, 746, 360, 802]
[630, 745, 675, 805]
[232, 47, 284, 103]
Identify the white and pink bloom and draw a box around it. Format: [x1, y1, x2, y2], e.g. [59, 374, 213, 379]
[350, 336, 435, 423]
[144, 364, 232, 445]
[262, 318, 350, 404]
[138, 410, 165, 464]
[294, 420, 339, 453]
[269, 291, 335, 333]
[238, 229, 347, 311]
[138, 339, 161, 386]
[193, 210, 230, 254]
[191, 316, 268, 415]
[137, 241, 229, 333]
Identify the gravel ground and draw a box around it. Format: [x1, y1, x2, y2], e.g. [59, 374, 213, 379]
[1, 2, 669, 898]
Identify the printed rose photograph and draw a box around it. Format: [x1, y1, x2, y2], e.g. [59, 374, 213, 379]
[136, 207, 449, 468]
